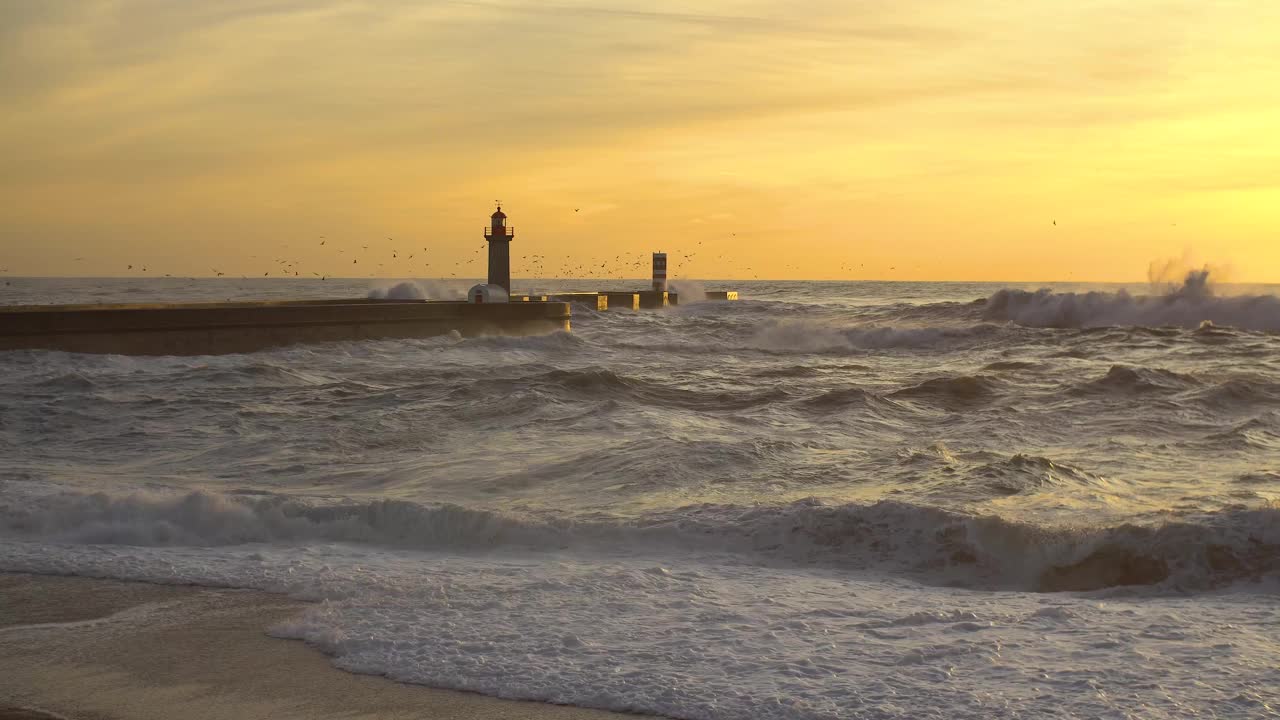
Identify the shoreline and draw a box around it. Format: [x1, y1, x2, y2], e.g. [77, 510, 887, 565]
[0, 573, 640, 720]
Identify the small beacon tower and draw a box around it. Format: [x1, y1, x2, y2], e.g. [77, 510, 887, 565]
[652, 252, 667, 292]
[484, 204, 513, 295]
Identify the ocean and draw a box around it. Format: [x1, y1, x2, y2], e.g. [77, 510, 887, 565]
[1, 276, 1278, 719]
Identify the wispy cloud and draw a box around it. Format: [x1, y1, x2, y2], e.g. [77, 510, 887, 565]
[2, 0, 1279, 279]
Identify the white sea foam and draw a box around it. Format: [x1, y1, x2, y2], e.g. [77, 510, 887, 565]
[1, 536, 1276, 720]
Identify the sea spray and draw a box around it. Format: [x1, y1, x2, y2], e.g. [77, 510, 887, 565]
[984, 269, 1280, 331]
[368, 281, 426, 300]
[667, 279, 707, 303]
[1147, 253, 1234, 292]
[368, 279, 470, 300]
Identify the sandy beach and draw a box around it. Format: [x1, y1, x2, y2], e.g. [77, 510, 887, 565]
[0, 573, 637, 720]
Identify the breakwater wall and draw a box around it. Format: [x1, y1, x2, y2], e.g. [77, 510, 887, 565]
[0, 299, 571, 356]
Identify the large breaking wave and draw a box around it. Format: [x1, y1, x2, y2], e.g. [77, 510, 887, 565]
[3, 489, 1276, 594]
[983, 270, 1280, 331]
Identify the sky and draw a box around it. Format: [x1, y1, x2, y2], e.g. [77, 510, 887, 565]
[1, 0, 1278, 281]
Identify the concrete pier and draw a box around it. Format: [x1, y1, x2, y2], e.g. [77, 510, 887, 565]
[0, 299, 571, 356]
[601, 292, 640, 311]
[636, 291, 669, 309]
[548, 293, 609, 311]
[574, 289, 738, 310]
[705, 291, 739, 301]
[668, 290, 741, 304]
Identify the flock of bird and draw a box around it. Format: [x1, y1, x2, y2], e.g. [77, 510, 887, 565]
[4, 215, 1073, 281]
[85, 231, 776, 281]
[1, 243, 876, 284]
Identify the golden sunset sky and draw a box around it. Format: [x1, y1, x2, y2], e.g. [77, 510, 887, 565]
[2, 1, 1278, 281]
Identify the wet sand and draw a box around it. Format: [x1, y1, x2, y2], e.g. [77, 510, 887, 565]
[0, 573, 638, 720]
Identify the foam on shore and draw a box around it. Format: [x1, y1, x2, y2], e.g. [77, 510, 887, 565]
[0, 573, 634, 720]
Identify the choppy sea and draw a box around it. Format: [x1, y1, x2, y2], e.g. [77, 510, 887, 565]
[1, 275, 1278, 719]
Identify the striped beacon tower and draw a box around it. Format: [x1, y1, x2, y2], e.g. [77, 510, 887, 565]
[652, 252, 668, 292]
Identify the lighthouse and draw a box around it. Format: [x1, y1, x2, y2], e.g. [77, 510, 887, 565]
[484, 204, 513, 294]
